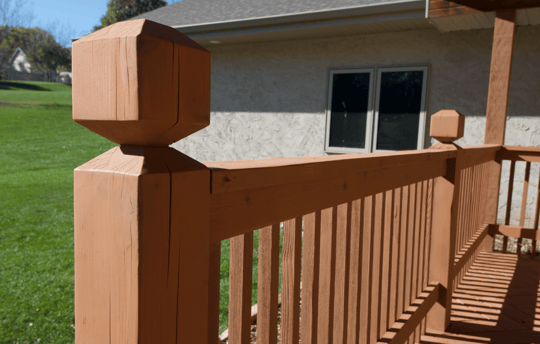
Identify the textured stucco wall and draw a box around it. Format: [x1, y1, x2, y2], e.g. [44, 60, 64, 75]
[172, 25, 540, 225]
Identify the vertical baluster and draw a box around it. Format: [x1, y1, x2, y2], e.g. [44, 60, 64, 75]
[503, 160, 516, 253]
[533, 171, 540, 258]
[347, 199, 363, 344]
[417, 180, 428, 339]
[369, 192, 385, 344]
[397, 186, 408, 319]
[208, 242, 222, 344]
[300, 211, 321, 344]
[359, 196, 374, 344]
[406, 183, 417, 309]
[229, 233, 254, 344]
[380, 190, 394, 337]
[257, 224, 280, 344]
[318, 207, 337, 344]
[281, 218, 302, 344]
[333, 203, 352, 344]
[518, 162, 531, 255]
[388, 188, 401, 326]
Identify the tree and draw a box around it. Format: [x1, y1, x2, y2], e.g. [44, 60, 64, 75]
[0, 0, 34, 27]
[93, 0, 168, 32]
[0, 27, 71, 80]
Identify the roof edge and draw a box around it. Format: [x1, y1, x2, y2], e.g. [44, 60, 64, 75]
[170, 0, 425, 33]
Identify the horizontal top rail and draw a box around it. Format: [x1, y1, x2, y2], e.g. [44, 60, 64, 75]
[205, 148, 457, 194]
[498, 145, 540, 162]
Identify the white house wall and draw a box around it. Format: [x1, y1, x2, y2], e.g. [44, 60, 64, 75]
[171, 25, 540, 226]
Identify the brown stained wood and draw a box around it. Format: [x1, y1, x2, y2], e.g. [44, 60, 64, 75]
[411, 182, 422, 306]
[460, 145, 501, 170]
[428, 6, 483, 17]
[417, 181, 428, 304]
[426, 144, 461, 333]
[499, 146, 540, 162]
[453, 225, 490, 278]
[380, 190, 394, 337]
[533, 172, 540, 256]
[489, 224, 540, 240]
[430, 110, 465, 143]
[229, 232, 254, 344]
[359, 196, 374, 344]
[370, 192, 385, 344]
[257, 224, 280, 344]
[209, 159, 448, 243]
[281, 218, 302, 344]
[483, 159, 499, 251]
[317, 207, 337, 344]
[206, 149, 455, 194]
[209, 243, 221, 344]
[300, 212, 321, 344]
[429, 0, 540, 12]
[74, 147, 210, 344]
[72, 19, 210, 145]
[404, 184, 416, 313]
[346, 199, 363, 344]
[502, 160, 517, 254]
[333, 203, 352, 344]
[424, 180, 434, 291]
[389, 188, 402, 324]
[517, 162, 531, 254]
[397, 187, 408, 320]
[485, 10, 516, 146]
[377, 284, 441, 344]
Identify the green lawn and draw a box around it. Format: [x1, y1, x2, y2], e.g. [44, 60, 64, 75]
[0, 80, 281, 342]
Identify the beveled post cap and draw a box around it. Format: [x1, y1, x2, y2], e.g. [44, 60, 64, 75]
[430, 110, 465, 143]
[72, 19, 211, 145]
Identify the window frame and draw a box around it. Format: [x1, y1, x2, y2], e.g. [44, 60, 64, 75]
[324, 68, 376, 154]
[324, 64, 430, 154]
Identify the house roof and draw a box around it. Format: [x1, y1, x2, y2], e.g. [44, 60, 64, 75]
[8, 47, 24, 66]
[131, 0, 424, 32]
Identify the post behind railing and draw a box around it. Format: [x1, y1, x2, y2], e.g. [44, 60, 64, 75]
[426, 110, 465, 332]
[72, 19, 211, 343]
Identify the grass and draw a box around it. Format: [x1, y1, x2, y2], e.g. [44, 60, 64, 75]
[0, 80, 282, 341]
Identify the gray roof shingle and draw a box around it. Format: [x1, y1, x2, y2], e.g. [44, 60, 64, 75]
[132, 0, 420, 28]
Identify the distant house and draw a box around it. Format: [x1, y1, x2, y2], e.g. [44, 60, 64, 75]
[7, 47, 50, 82]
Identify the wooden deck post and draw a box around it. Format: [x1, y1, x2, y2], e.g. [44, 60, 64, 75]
[72, 19, 211, 344]
[483, 10, 516, 250]
[426, 110, 465, 332]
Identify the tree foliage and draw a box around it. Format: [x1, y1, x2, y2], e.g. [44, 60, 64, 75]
[93, 0, 168, 32]
[0, 27, 71, 80]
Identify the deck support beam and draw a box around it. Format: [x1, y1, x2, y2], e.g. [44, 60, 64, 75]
[483, 10, 516, 251]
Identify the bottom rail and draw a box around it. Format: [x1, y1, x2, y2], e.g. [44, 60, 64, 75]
[377, 283, 441, 344]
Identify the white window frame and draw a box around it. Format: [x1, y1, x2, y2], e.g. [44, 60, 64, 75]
[324, 65, 430, 154]
[372, 66, 429, 153]
[324, 68, 375, 154]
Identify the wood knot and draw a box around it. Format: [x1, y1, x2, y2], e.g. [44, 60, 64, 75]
[223, 176, 230, 183]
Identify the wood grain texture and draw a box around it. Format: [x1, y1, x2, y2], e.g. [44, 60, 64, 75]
[359, 196, 374, 344]
[426, 144, 461, 333]
[300, 212, 321, 344]
[317, 207, 337, 344]
[229, 232, 253, 344]
[257, 224, 280, 344]
[429, 0, 540, 15]
[397, 187, 408, 321]
[72, 19, 210, 145]
[210, 159, 448, 243]
[379, 190, 394, 337]
[369, 192, 385, 344]
[206, 149, 455, 194]
[346, 199, 363, 344]
[74, 146, 210, 344]
[484, 10, 516, 145]
[332, 203, 351, 344]
[281, 218, 302, 344]
[499, 146, 540, 162]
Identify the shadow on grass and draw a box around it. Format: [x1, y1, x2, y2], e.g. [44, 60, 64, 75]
[0, 81, 51, 91]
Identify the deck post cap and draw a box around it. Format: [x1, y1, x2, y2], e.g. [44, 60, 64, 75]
[72, 19, 211, 146]
[430, 110, 465, 143]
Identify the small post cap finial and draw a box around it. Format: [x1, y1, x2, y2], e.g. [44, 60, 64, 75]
[430, 110, 465, 143]
[72, 19, 211, 146]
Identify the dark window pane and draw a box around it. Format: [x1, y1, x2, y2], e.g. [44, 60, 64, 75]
[329, 72, 370, 149]
[376, 71, 424, 151]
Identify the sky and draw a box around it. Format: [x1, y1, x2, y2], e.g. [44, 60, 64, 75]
[24, 0, 180, 47]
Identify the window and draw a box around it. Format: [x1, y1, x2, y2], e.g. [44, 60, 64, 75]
[325, 66, 429, 154]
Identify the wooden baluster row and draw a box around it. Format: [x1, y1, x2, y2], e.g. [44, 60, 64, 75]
[301, 211, 321, 344]
[281, 218, 302, 344]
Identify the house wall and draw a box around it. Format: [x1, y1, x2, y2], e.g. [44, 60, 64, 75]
[172, 25, 540, 226]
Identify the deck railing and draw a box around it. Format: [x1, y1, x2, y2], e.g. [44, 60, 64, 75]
[71, 19, 538, 344]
